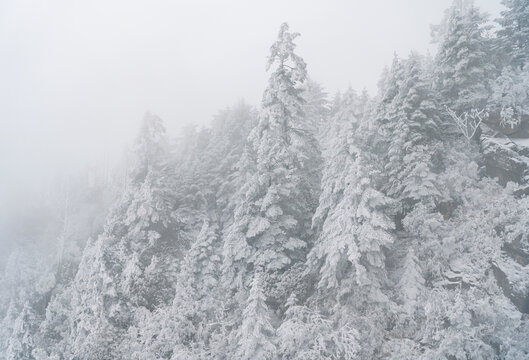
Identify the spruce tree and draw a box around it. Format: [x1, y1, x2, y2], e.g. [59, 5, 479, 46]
[309, 88, 394, 300]
[301, 79, 329, 140]
[434, 1, 492, 113]
[5, 302, 37, 360]
[132, 218, 223, 359]
[223, 23, 321, 291]
[234, 273, 277, 360]
[68, 113, 185, 357]
[385, 53, 442, 211]
[488, 65, 529, 128]
[196, 102, 257, 228]
[112, 112, 182, 309]
[373, 54, 406, 158]
[397, 248, 425, 314]
[497, 0, 529, 71]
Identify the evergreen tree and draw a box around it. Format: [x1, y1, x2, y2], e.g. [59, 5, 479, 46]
[277, 293, 360, 359]
[34, 286, 75, 359]
[301, 79, 329, 140]
[68, 236, 124, 359]
[434, 1, 492, 112]
[195, 102, 257, 228]
[309, 88, 394, 302]
[113, 112, 182, 309]
[223, 23, 321, 291]
[372, 55, 406, 158]
[380, 54, 406, 112]
[488, 65, 529, 129]
[67, 113, 187, 358]
[234, 273, 277, 360]
[357, 87, 371, 121]
[384, 53, 442, 212]
[5, 302, 37, 360]
[496, 0, 529, 71]
[180, 219, 222, 299]
[397, 248, 425, 314]
[128, 218, 224, 359]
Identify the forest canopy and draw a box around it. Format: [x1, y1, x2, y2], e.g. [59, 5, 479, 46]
[1, 0, 529, 359]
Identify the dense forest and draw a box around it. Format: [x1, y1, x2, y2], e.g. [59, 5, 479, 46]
[1, 0, 529, 359]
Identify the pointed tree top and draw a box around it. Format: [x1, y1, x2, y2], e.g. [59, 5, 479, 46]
[132, 112, 168, 178]
[266, 22, 307, 82]
[136, 112, 167, 150]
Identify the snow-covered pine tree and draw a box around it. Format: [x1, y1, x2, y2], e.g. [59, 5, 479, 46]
[195, 101, 257, 228]
[223, 23, 321, 294]
[396, 248, 425, 314]
[396, 153, 529, 357]
[179, 219, 222, 300]
[301, 79, 329, 141]
[277, 293, 360, 359]
[67, 113, 188, 357]
[357, 87, 371, 121]
[496, 0, 529, 71]
[67, 235, 125, 359]
[113, 112, 183, 309]
[329, 90, 343, 117]
[311, 88, 361, 239]
[177, 218, 224, 347]
[434, 0, 493, 113]
[5, 302, 38, 360]
[309, 88, 394, 304]
[127, 217, 224, 359]
[33, 286, 75, 359]
[384, 53, 442, 213]
[380, 54, 406, 113]
[0, 250, 58, 359]
[488, 65, 529, 129]
[372, 55, 406, 159]
[234, 272, 277, 360]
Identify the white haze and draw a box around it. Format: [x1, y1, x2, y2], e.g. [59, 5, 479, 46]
[0, 0, 502, 211]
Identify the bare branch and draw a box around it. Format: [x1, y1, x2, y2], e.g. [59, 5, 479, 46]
[445, 106, 486, 141]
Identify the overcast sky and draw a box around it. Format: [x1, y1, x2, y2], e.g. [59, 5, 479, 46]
[0, 0, 504, 205]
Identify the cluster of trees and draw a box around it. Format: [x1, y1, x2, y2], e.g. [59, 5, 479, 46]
[1, 0, 529, 358]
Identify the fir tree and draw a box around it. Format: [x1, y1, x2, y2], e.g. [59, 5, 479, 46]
[234, 273, 277, 360]
[488, 65, 529, 128]
[197, 102, 257, 228]
[497, 0, 529, 71]
[67, 113, 185, 357]
[372, 54, 406, 157]
[277, 293, 360, 359]
[384, 53, 442, 211]
[5, 302, 37, 360]
[397, 248, 425, 314]
[309, 88, 394, 300]
[223, 23, 321, 291]
[130, 218, 224, 359]
[180, 219, 222, 298]
[434, 1, 492, 113]
[112, 112, 182, 309]
[301, 79, 329, 140]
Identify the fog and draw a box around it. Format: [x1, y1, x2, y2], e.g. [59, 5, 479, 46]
[0, 0, 502, 221]
[4, 1, 529, 358]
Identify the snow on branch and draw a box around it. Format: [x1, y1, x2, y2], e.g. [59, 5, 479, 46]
[445, 106, 487, 140]
[499, 105, 522, 128]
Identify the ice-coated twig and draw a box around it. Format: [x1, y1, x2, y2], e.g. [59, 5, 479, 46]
[445, 106, 487, 140]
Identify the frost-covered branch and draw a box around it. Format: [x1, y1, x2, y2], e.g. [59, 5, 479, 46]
[499, 105, 522, 128]
[445, 106, 487, 140]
